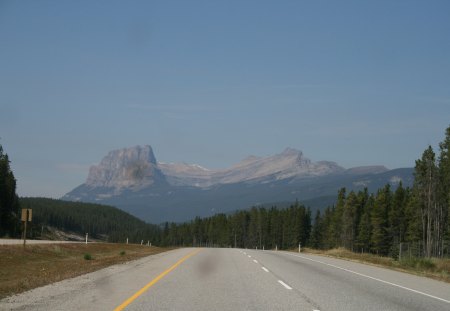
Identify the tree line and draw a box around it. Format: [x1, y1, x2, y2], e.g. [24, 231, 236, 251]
[1, 125, 449, 259]
[0, 144, 20, 237]
[159, 202, 311, 249]
[20, 197, 161, 244]
[159, 125, 450, 258]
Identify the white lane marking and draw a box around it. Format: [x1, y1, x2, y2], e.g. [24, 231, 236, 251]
[243, 252, 247, 255]
[282, 252, 450, 304]
[278, 280, 292, 290]
[248, 255, 251, 258]
[253, 259, 258, 263]
[262, 267, 269, 273]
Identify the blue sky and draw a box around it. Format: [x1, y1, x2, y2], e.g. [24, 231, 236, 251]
[1, 0, 449, 198]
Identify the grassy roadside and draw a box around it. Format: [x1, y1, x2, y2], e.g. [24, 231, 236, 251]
[0, 243, 172, 299]
[291, 247, 450, 283]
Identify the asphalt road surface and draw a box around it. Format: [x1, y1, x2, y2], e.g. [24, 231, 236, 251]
[2, 248, 450, 310]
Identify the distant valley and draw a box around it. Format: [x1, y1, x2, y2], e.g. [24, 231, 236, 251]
[63, 145, 413, 223]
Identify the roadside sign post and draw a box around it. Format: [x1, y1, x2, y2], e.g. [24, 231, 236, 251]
[21, 209, 32, 247]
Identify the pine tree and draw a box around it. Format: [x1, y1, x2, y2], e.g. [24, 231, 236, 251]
[356, 194, 373, 253]
[438, 125, 450, 244]
[0, 144, 20, 237]
[371, 185, 391, 255]
[414, 146, 438, 257]
[342, 191, 358, 250]
[310, 210, 323, 249]
[330, 188, 346, 247]
[390, 182, 406, 243]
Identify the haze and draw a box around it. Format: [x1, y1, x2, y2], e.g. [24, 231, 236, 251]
[0, 0, 449, 198]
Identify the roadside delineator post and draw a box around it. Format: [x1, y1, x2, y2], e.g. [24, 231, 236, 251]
[86, 233, 88, 245]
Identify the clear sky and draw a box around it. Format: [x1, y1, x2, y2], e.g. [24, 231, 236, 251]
[1, 0, 449, 198]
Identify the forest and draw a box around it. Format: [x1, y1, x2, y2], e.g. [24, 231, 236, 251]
[1, 125, 449, 259]
[157, 125, 450, 258]
[19, 197, 161, 244]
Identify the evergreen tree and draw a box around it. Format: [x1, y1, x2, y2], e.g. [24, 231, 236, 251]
[330, 188, 346, 247]
[356, 194, 373, 253]
[414, 146, 438, 257]
[438, 125, 450, 243]
[0, 144, 20, 237]
[310, 210, 323, 249]
[389, 182, 407, 247]
[371, 185, 391, 255]
[342, 191, 358, 250]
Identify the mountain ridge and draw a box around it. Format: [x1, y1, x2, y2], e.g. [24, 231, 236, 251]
[63, 145, 413, 223]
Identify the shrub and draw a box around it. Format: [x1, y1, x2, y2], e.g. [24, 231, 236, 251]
[400, 257, 435, 270]
[84, 253, 92, 260]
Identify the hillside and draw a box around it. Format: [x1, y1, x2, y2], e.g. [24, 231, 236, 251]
[19, 198, 161, 244]
[63, 145, 413, 223]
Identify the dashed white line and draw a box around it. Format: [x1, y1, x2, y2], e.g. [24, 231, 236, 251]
[253, 259, 258, 263]
[278, 280, 292, 290]
[262, 267, 269, 273]
[248, 255, 251, 258]
[282, 252, 450, 305]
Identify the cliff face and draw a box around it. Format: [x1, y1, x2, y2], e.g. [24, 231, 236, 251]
[85, 145, 166, 191]
[63, 145, 412, 223]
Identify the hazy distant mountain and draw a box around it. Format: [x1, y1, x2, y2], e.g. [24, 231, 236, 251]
[160, 148, 348, 186]
[63, 145, 414, 223]
[85, 145, 166, 190]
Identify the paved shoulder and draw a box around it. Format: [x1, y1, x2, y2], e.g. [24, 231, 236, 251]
[1, 248, 194, 311]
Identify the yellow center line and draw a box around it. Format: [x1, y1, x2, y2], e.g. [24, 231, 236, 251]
[113, 248, 202, 311]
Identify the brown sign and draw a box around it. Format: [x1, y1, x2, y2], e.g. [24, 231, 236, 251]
[21, 209, 32, 222]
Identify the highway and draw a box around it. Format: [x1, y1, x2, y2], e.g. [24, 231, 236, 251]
[2, 248, 450, 310]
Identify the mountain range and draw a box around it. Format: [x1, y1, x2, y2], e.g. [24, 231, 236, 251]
[63, 145, 414, 223]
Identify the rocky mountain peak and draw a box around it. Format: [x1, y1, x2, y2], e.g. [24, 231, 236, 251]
[85, 145, 166, 190]
[280, 147, 302, 156]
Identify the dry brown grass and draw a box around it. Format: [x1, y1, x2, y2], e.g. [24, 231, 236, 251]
[0, 243, 171, 299]
[294, 247, 450, 283]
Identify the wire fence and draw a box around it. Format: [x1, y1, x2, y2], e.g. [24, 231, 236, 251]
[397, 240, 450, 259]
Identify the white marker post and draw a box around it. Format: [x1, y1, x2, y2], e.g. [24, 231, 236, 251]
[299, 242, 301, 253]
[141, 240, 143, 245]
[85, 233, 88, 245]
[126, 238, 128, 244]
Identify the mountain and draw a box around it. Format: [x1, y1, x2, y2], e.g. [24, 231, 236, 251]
[63, 145, 413, 223]
[159, 148, 347, 187]
[86, 145, 166, 189]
